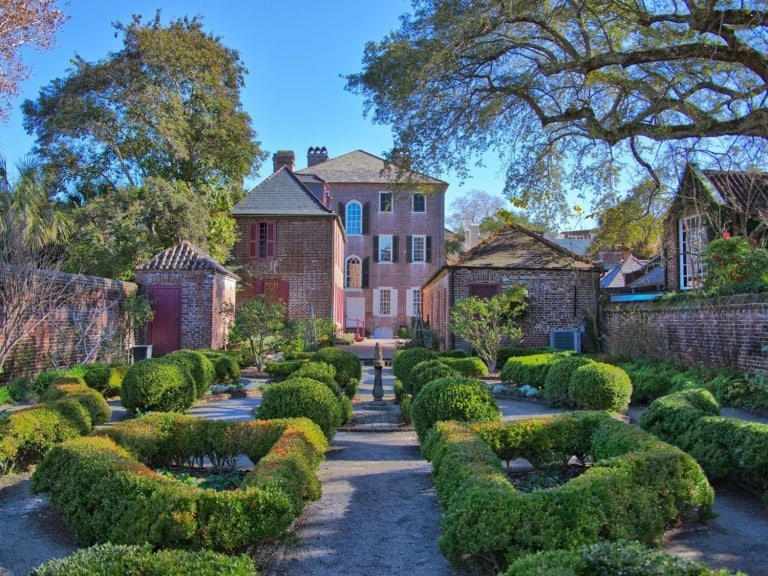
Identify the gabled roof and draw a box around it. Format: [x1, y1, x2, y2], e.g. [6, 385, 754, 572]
[233, 167, 335, 216]
[678, 163, 768, 215]
[135, 241, 237, 278]
[446, 224, 597, 270]
[601, 255, 646, 289]
[296, 150, 447, 186]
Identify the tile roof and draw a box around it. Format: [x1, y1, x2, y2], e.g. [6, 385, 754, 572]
[296, 150, 447, 186]
[233, 167, 335, 216]
[448, 224, 598, 270]
[135, 241, 237, 278]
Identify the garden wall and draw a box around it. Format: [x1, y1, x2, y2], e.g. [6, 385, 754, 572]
[601, 294, 768, 374]
[1, 270, 136, 381]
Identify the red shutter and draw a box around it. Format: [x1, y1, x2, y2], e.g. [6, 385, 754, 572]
[249, 223, 257, 258]
[266, 221, 276, 259]
[253, 279, 264, 296]
[278, 280, 289, 305]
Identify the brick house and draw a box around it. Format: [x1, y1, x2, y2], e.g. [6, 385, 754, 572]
[292, 147, 447, 337]
[422, 224, 602, 352]
[663, 163, 768, 291]
[134, 241, 238, 355]
[231, 162, 346, 328]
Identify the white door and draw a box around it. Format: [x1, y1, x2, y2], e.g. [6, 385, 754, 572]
[346, 296, 365, 329]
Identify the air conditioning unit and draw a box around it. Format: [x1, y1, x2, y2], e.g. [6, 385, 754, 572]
[550, 329, 581, 353]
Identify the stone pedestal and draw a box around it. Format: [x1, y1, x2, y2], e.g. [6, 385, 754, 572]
[372, 364, 384, 401]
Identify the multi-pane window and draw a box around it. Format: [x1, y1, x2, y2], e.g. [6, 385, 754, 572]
[680, 215, 708, 289]
[345, 201, 362, 235]
[379, 191, 393, 212]
[407, 288, 422, 318]
[412, 193, 426, 212]
[379, 288, 391, 316]
[345, 256, 362, 288]
[378, 235, 393, 262]
[412, 235, 426, 262]
[249, 221, 276, 259]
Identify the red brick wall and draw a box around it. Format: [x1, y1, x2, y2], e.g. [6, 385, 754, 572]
[335, 183, 445, 334]
[232, 215, 343, 322]
[1, 272, 136, 381]
[424, 267, 602, 351]
[602, 295, 768, 374]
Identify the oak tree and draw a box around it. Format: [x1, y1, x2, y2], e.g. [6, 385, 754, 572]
[348, 0, 768, 216]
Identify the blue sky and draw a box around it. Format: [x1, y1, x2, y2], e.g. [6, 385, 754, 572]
[1, 0, 522, 218]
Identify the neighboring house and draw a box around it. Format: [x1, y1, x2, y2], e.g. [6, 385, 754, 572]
[544, 229, 595, 256]
[231, 163, 346, 329]
[600, 254, 665, 302]
[293, 147, 447, 338]
[664, 163, 768, 291]
[134, 241, 238, 355]
[423, 224, 602, 352]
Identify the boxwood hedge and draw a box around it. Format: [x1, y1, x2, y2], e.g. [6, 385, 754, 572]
[32, 415, 327, 552]
[421, 412, 713, 570]
[121, 359, 196, 415]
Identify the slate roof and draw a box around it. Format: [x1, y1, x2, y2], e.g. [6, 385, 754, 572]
[601, 255, 646, 289]
[135, 241, 238, 278]
[446, 224, 597, 270]
[232, 167, 335, 216]
[680, 164, 768, 215]
[296, 150, 447, 186]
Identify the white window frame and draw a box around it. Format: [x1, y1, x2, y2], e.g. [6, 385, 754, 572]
[379, 191, 393, 213]
[412, 193, 426, 213]
[406, 288, 422, 318]
[345, 201, 362, 235]
[345, 255, 362, 288]
[411, 235, 426, 262]
[374, 288, 398, 317]
[679, 214, 708, 290]
[378, 234, 393, 263]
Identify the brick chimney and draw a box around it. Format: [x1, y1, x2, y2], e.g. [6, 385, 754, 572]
[272, 150, 295, 173]
[307, 146, 329, 167]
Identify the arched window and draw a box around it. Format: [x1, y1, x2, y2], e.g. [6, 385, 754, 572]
[345, 201, 362, 234]
[345, 256, 362, 288]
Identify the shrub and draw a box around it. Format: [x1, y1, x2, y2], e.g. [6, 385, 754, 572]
[568, 362, 632, 412]
[40, 382, 90, 403]
[287, 361, 340, 396]
[619, 358, 679, 404]
[393, 378, 405, 403]
[31, 369, 70, 396]
[121, 359, 196, 415]
[439, 356, 489, 378]
[392, 347, 436, 383]
[210, 354, 241, 385]
[407, 359, 459, 397]
[32, 543, 258, 576]
[497, 346, 555, 368]
[165, 349, 215, 400]
[436, 349, 468, 359]
[105, 364, 129, 398]
[542, 356, 594, 407]
[82, 362, 112, 394]
[411, 376, 500, 442]
[311, 347, 362, 392]
[65, 389, 112, 426]
[265, 359, 308, 380]
[500, 352, 561, 387]
[340, 396, 353, 424]
[256, 377, 342, 440]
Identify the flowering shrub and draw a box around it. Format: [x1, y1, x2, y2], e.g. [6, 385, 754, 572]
[703, 234, 768, 294]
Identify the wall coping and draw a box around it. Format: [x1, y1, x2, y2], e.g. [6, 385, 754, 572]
[604, 292, 768, 312]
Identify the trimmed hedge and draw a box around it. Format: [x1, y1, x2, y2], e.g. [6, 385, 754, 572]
[439, 356, 489, 378]
[121, 359, 196, 415]
[497, 346, 556, 368]
[568, 362, 632, 412]
[201, 350, 242, 384]
[32, 543, 258, 576]
[0, 384, 110, 475]
[500, 352, 563, 387]
[407, 360, 459, 398]
[542, 356, 593, 407]
[422, 413, 713, 569]
[641, 389, 768, 499]
[411, 376, 501, 442]
[265, 359, 308, 380]
[392, 347, 436, 383]
[165, 349, 215, 400]
[255, 377, 342, 440]
[311, 347, 362, 397]
[287, 361, 340, 397]
[33, 415, 327, 551]
[501, 540, 738, 576]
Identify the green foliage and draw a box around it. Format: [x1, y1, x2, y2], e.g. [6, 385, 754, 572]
[439, 356, 489, 378]
[311, 347, 362, 394]
[340, 396, 353, 425]
[407, 359, 459, 397]
[32, 543, 259, 576]
[703, 236, 768, 294]
[392, 347, 436, 383]
[425, 416, 713, 570]
[411, 376, 500, 442]
[202, 351, 242, 385]
[121, 359, 196, 415]
[543, 356, 594, 408]
[31, 369, 72, 395]
[287, 361, 340, 397]
[256, 377, 342, 440]
[501, 540, 738, 576]
[568, 362, 632, 412]
[448, 286, 528, 372]
[122, 292, 155, 327]
[229, 298, 288, 372]
[393, 378, 405, 403]
[436, 349, 468, 358]
[106, 364, 130, 398]
[500, 352, 562, 387]
[82, 362, 111, 394]
[265, 359, 308, 380]
[619, 358, 680, 404]
[497, 347, 556, 367]
[400, 396, 412, 425]
[165, 349, 215, 399]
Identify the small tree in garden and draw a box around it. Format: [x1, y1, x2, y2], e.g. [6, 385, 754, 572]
[448, 285, 527, 372]
[703, 234, 768, 295]
[228, 297, 287, 371]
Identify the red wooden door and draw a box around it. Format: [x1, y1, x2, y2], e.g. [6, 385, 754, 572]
[148, 285, 182, 355]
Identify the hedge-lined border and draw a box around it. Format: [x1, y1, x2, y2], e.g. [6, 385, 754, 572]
[0, 383, 110, 475]
[640, 388, 768, 502]
[31, 414, 327, 552]
[421, 412, 713, 570]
